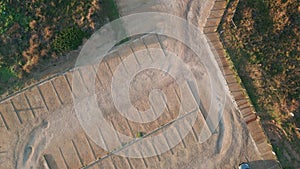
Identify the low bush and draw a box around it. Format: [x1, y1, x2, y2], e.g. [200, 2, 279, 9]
[52, 27, 87, 53]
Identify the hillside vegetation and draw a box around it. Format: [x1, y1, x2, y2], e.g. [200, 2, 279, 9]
[0, 0, 118, 96]
[220, 0, 299, 168]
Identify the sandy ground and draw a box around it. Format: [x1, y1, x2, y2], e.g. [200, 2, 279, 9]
[0, 0, 280, 169]
[115, 0, 215, 32]
[0, 34, 265, 169]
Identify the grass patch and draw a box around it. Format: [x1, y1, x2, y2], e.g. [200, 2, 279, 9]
[102, 0, 120, 21]
[0, 0, 119, 96]
[0, 66, 20, 94]
[0, 67, 17, 83]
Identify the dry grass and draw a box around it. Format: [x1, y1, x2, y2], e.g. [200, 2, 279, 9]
[0, 0, 119, 96]
[220, 0, 300, 168]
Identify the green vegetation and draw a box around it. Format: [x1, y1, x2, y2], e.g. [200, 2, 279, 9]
[102, 0, 120, 21]
[0, 1, 31, 34]
[0, 67, 17, 94]
[52, 27, 87, 53]
[0, 0, 119, 97]
[136, 132, 144, 138]
[220, 0, 299, 168]
[0, 67, 17, 82]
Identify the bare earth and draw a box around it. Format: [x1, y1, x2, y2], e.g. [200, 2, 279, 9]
[0, 0, 280, 169]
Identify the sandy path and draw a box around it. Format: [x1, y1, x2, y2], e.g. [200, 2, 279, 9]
[115, 0, 214, 32]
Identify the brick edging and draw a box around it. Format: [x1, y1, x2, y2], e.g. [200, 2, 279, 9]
[204, 0, 281, 167]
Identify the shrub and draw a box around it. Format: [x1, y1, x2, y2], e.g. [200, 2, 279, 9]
[52, 26, 86, 53]
[136, 132, 144, 138]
